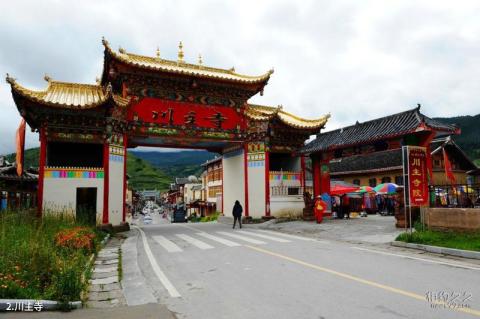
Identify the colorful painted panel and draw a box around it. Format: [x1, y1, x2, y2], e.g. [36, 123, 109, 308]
[247, 142, 265, 167]
[269, 171, 301, 181]
[45, 168, 104, 179]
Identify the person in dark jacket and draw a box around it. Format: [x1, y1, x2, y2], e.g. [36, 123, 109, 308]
[232, 200, 243, 229]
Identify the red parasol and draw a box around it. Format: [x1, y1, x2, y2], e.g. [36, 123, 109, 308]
[330, 182, 360, 196]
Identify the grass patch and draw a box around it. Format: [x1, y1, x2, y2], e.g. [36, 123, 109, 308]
[396, 228, 480, 252]
[0, 210, 106, 303]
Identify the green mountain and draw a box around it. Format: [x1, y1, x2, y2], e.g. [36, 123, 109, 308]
[4, 148, 171, 191]
[5, 148, 40, 169]
[130, 150, 216, 178]
[434, 114, 480, 165]
[126, 153, 171, 191]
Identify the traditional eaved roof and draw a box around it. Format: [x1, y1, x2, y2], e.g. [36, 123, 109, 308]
[329, 149, 403, 176]
[246, 104, 330, 130]
[301, 106, 459, 154]
[102, 38, 273, 85]
[175, 177, 190, 185]
[330, 136, 478, 176]
[6, 74, 129, 109]
[201, 156, 222, 167]
[0, 165, 38, 182]
[431, 136, 477, 171]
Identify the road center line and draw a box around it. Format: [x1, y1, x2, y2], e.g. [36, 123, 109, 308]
[246, 245, 480, 317]
[351, 246, 480, 271]
[133, 226, 181, 298]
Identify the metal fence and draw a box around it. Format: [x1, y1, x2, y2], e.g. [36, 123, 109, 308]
[429, 183, 480, 208]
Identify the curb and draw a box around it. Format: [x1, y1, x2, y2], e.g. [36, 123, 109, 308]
[100, 233, 111, 246]
[0, 299, 82, 311]
[391, 241, 480, 260]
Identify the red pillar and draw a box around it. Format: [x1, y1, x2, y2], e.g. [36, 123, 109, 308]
[122, 134, 127, 223]
[300, 155, 306, 188]
[320, 161, 331, 195]
[37, 129, 47, 217]
[221, 158, 224, 214]
[312, 154, 331, 198]
[312, 156, 321, 198]
[243, 144, 249, 217]
[265, 149, 270, 217]
[103, 142, 109, 224]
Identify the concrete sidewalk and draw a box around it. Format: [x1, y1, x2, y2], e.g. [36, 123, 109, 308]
[1, 303, 176, 319]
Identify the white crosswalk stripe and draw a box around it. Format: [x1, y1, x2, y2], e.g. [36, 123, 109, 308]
[196, 232, 242, 247]
[238, 230, 291, 243]
[176, 234, 214, 250]
[216, 231, 266, 245]
[152, 235, 183, 253]
[255, 229, 315, 241]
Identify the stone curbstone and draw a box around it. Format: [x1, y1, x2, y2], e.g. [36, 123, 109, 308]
[391, 241, 480, 260]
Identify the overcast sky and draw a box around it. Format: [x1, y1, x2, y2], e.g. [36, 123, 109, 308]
[1, 0, 480, 154]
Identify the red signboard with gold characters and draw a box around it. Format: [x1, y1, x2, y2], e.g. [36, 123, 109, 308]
[407, 146, 429, 206]
[128, 97, 246, 131]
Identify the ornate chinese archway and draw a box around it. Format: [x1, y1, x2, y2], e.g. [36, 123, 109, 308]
[7, 39, 329, 224]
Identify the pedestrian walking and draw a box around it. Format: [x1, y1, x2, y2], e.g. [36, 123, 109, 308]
[232, 200, 243, 229]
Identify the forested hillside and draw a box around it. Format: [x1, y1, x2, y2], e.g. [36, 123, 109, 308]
[434, 114, 480, 165]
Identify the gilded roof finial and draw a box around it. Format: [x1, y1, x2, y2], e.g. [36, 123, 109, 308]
[156, 47, 161, 58]
[178, 41, 184, 63]
[5, 73, 15, 84]
[198, 54, 203, 65]
[101, 36, 109, 46]
[119, 46, 126, 54]
[44, 74, 51, 82]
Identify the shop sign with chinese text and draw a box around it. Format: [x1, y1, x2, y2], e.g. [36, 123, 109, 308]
[406, 146, 429, 206]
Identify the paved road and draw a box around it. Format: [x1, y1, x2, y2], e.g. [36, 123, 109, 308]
[127, 220, 480, 319]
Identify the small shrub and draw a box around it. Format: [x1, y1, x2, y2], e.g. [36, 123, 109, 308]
[55, 227, 96, 252]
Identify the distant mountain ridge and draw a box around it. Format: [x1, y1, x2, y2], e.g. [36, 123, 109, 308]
[433, 113, 480, 165]
[130, 150, 217, 178]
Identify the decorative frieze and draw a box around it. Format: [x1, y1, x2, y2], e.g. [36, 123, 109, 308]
[44, 167, 104, 179]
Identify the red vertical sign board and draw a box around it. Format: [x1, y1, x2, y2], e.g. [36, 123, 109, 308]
[408, 147, 429, 206]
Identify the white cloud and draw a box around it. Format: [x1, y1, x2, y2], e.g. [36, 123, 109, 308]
[1, 0, 480, 154]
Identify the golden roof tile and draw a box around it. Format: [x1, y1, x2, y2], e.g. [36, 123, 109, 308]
[102, 38, 273, 84]
[6, 75, 128, 109]
[246, 104, 330, 130]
